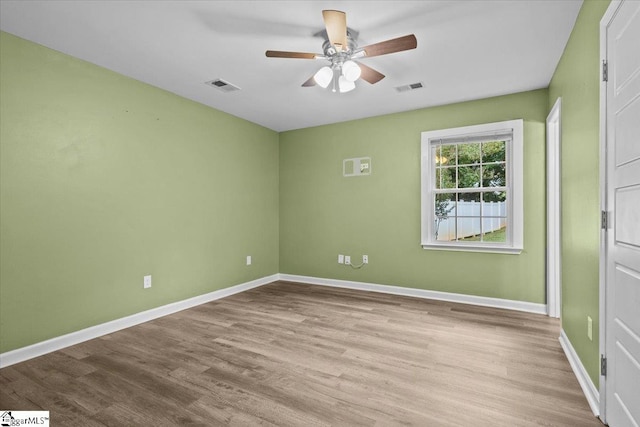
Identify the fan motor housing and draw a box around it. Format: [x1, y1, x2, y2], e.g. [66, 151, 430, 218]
[322, 30, 359, 63]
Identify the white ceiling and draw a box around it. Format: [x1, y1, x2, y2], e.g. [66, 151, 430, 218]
[0, 1, 582, 132]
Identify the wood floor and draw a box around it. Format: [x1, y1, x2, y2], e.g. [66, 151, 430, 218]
[0, 281, 603, 426]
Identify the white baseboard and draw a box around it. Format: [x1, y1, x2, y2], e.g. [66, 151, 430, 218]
[0, 274, 279, 368]
[279, 274, 547, 315]
[0, 273, 549, 368]
[559, 329, 600, 416]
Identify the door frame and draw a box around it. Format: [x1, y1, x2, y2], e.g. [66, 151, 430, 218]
[598, 0, 624, 422]
[547, 98, 562, 319]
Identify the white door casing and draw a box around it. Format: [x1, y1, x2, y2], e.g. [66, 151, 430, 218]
[601, 0, 640, 425]
[547, 98, 562, 319]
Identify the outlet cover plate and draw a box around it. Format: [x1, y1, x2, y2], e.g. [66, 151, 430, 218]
[343, 157, 371, 177]
[144, 275, 152, 289]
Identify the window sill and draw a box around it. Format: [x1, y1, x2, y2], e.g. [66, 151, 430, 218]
[421, 243, 522, 255]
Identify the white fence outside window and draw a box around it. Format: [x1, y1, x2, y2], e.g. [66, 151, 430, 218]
[436, 200, 506, 241]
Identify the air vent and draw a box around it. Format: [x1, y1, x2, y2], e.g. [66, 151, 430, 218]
[205, 79, 241, 93]
[395, 82, 424, 93]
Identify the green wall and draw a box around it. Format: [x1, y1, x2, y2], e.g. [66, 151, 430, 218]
[1, 0, 610, 381]
[548, 0, 611, 387]
[280, 89, 548, 303]
[0, 32, 279, 353]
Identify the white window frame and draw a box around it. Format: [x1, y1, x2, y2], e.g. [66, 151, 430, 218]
[421, 119, 524, 254]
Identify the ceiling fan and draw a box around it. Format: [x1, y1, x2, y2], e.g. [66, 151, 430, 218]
[265, 10, 417, 93]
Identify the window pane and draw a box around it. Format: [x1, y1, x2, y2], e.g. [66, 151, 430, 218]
[458, 166, 480, 189]
[435, 193, 456, 217]
[457, 192, 480, 216]
[458, 143, 481, 165]
[457, 193, 480, 241]
[482, 163, 506, 187]
[482, 190, 507, 213]
[440, 144, 457, 166]
[433, 146, 442, 166]
[482, 141, 506, 163]
[435, 167, 456, 189]
[458, 192, 481, 203]
[482, 191, 507, 242]
[481, 223, 507, 242]
[456, 217, 481, 241]
[434, 193, 455, 241]
[436, 218, 455, 242]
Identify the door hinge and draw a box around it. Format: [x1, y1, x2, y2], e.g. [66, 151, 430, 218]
[601, 355, 607, 377]
[602, 60, 608, 82]
[601, 210, 608, 229]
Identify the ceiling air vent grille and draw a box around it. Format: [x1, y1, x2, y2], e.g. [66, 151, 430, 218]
[205, 79, 241, 93]
[395, 82, 423, 93]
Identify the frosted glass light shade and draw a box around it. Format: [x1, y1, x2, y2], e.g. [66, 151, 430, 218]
[342, 60, 361, 82]
[339, 75, 356, 93]
[314, 66, 333, 88]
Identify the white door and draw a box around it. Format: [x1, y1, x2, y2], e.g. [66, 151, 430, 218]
[603, 0, 640, 425]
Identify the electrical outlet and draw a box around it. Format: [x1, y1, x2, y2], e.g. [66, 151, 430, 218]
[362, 255, 368, 264]
[246, 255, 252, 266]
[338, 254, 344, 264]
[587, 316, 593, 341]
[144, 275, 152, 289]
[345, 255, 351, 265]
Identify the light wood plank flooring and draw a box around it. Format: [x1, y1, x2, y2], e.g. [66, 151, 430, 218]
[0, 281, 603, 426]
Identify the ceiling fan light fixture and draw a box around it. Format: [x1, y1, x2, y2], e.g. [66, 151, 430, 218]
[338, 75, 356, 93]
[266, 10, 416, 94]
[314, 66, 333, 88]
[342, 60, 361, 82]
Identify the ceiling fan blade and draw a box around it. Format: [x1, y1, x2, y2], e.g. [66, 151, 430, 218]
[302, 75, 317, 87]
[356, 62, 385, 84]
[265, 50, 317, 59]
[361, 34, 417, 58]
[322, 10, 347, 51]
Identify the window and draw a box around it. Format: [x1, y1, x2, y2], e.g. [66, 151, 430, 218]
[421, 120, 523, 254]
